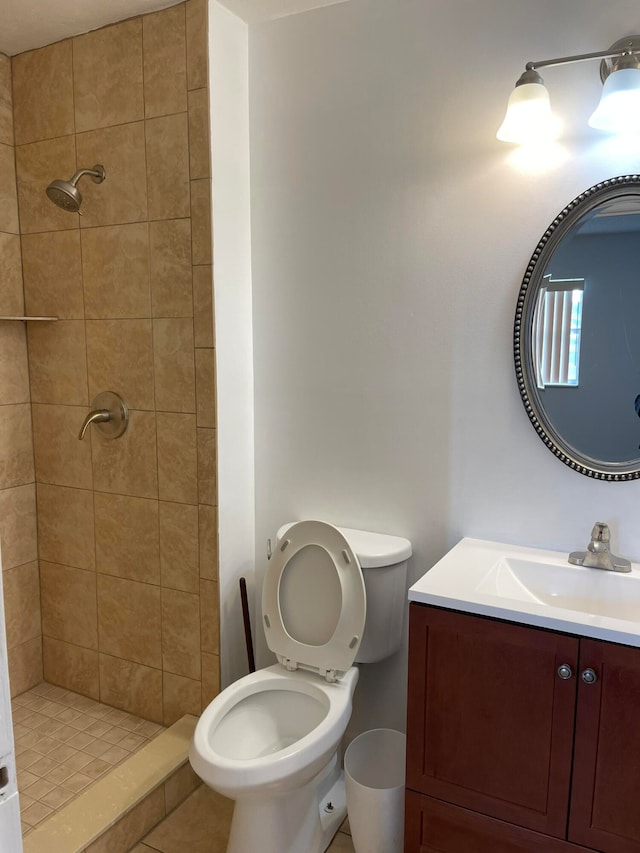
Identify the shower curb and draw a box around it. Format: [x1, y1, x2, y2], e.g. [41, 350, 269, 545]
[23, 715, 199, 853]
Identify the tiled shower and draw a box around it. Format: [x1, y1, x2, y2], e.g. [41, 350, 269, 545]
[0, 0, 218, 767]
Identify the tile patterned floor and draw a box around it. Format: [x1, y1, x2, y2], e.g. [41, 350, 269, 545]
[12, 682, 164, 837]
[131, 785, 356, 853]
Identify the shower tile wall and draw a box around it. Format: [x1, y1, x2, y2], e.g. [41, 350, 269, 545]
[9, 0, 219, 725]
[0, 53, 43, 697]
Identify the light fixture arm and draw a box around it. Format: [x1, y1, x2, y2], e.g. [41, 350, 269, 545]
[518, 36, 640, 84]
[525, 47, 635, 73]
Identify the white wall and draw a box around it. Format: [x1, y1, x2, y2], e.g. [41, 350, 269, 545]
[249, 0, 640, 735]
[209, 1, 254, 687]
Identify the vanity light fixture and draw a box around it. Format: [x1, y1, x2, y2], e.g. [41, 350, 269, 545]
[497, 36, 640, 143]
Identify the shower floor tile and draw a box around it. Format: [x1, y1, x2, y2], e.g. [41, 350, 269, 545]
[12, 682, 165, 837]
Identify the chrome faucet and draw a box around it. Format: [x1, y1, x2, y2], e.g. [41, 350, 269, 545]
[568, 522, 631, 573]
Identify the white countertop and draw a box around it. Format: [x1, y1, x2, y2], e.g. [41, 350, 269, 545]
[409, 537, 640, 648]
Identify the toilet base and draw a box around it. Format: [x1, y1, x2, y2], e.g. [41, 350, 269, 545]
[225, 753, 346, 853]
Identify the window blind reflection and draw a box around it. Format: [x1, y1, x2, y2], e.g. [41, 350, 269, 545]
[534, 278, 584, 389]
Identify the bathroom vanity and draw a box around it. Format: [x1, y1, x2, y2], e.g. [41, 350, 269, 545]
[405, 538, 640, 853]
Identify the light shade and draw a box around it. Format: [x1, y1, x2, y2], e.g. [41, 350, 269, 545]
[497, 82, 558, 144]
[588, 67, 640, 132]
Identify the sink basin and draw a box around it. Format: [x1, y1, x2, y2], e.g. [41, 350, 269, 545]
[476, 556, 640, 621]
[409, 538, 640, 647]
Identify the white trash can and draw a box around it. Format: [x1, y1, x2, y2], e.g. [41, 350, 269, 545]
[344, 728, 406, 853]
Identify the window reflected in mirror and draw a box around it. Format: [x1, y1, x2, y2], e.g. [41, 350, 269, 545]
[533, 278, 584, 388]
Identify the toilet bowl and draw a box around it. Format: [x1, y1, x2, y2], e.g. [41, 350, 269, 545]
[191, 665, 358, 852]
[190, 520, 412, 853]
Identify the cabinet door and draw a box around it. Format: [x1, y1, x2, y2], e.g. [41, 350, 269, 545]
[406, 604, 579, 837]
[405, 790, 596, 853]
[569, 637, 640, 852]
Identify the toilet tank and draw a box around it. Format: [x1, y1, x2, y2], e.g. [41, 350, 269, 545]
[338, 526, 412, 663]
[276, 523, 412, 664]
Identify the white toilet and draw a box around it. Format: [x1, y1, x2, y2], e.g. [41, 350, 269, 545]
[190, 519, 412, 853]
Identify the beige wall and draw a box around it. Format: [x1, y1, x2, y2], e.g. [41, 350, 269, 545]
[6, 0, 219, 724]
[0, 52, 43, 697]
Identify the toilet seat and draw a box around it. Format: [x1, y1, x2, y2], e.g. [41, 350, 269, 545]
[262, 520, 366, 681]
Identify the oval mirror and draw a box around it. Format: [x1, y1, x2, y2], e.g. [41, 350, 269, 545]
[515, 175, 640, 481]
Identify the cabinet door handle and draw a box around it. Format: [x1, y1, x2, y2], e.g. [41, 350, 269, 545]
[581, 668, 598, 685]
[557, 664, 573, 680]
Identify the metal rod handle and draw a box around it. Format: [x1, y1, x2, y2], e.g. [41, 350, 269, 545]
[78, 409, 110, 440]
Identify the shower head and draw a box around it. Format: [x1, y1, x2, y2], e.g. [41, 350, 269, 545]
[46, 165, 106, 213]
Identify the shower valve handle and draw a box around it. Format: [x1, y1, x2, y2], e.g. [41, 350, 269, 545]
[78, 409, 110, 440]
[78, 391, 129, 441]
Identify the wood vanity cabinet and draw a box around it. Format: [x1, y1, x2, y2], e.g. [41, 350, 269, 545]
[405, 603, 640, 853]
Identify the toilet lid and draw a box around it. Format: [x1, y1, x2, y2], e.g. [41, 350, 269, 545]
[262, 520, 366, 682]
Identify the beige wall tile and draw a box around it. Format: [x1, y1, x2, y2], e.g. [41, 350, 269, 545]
[5, 6, 218, 720]
[192, 265, 213, 347]
[0, 484, 38, 569]
[0, 143, 19, 234]
[0, 233, 25, 315]
[82, 223, 151, 318]
[190, 178, 211, 264]
[188, 88, 210, 180]
[162, 672, 200, 725]
[162, 588, 200, 680]
[0, 323, 30, 404]
[197, 428, 216, 506]
[37, 482, 95, 570]
[28, 320, 89, 405]
[145, 786, 233, 853]
[98, 574, 162, 668]
[143, 5, 187, 119]
[195, 347, 215, 427]
[163, 762, 201, 812]
[12, 41, 74, 144]
[91, 410, 158, 499]
[22, 230, 84, 319]
[146, 113, 190, 221]
[99, 653, 163, 723]
[199, 579, 219, 655]
[32, 404, 93, 489]
[76, 122, 147, 227]
[43, 636, 99, 698]
[73, 19, 144, 133]
[0, 54, 12, 146]
[84, 785, 164, 853]
[198, 505, 217, 581]
[0, 404, 34, 488]
[3, 562, 40, 648]
[149, 219, 192, 318]
[153, 318, 196, 412]
[159, 501, 198, 593]
[41, 561, 98, 649]
[8, 636, 42, 697]
[86, 319, 154, 409]
[157, 413, 197, 504]
[186, 0, 208, 91]
[95, 492, 160, 584]
[201, 651, 220, 709]
[15, 135, 77, 233]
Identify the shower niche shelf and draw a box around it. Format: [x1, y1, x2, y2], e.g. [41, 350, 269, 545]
[0, 316, 58, 321]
